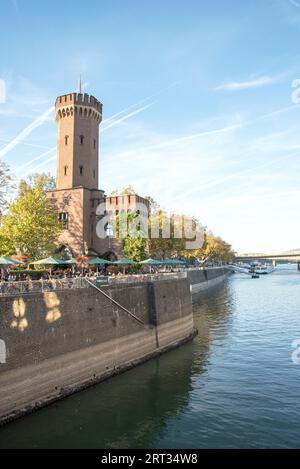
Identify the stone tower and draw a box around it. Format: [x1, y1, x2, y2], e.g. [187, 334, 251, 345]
[55, 93, 102, 190]
[48, 89, 149, 259]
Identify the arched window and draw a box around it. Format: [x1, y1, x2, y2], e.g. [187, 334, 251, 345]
[58, 212, 69, 230]
[80, 135, 84, 145]
[65, 135, 69, 145]
[79, 165, 83, 176]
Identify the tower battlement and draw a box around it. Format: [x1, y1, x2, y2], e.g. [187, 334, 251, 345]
[55, 92, 102, 123]
[55, 92, 102, 110]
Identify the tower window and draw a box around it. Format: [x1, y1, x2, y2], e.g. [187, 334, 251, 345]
[80, 135, 84, 145]
[79, 165, 83, 175]
[93, 169, 96, 178]
[64, 166, 68, 176]
[65, 135, 69, 145]
[93, 139, 96, 149]
[59, 212, 68, 230]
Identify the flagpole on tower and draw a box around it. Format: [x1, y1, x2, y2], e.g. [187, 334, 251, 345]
[78, 75, 82, 93]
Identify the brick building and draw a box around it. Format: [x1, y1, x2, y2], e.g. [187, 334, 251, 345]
[47, 91, 149, 259]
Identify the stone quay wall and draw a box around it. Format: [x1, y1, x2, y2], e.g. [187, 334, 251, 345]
[0, 276, 195, 424]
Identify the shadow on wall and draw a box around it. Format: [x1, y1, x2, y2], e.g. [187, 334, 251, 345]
[9, 292, 62, 332]
[11, 298, 28, 332]
[43, 292, 62, 323]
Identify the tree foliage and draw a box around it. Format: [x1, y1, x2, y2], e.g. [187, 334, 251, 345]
[0, 161, 13, 213]
[109, 185, 136, 196]
[148, 210, 186, 259]
[115, 192, 234, 263]
[185, 231, 235, 263]
[122, 235, 148, 262]
[18, 172, 56, 196]
[0, 174, 61, 259]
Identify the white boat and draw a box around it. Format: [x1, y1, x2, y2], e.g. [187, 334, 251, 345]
[252, 263, 274, 275]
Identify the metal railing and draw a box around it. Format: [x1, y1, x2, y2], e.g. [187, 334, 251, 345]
[0, 277, 88, 297]
[0, 272, 188, 297]
[107, 272, 187, 285]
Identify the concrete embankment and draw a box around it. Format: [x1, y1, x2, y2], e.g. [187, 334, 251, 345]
[0, 276, 195, 425]
[187, 267, 231, 293]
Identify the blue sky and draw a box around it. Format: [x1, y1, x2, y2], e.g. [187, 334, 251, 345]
[1, 0, 300, 253]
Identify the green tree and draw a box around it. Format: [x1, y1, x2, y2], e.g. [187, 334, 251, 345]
[119, 211, 148, 261]
[184, 231, 235, 264]
[109, 185, 136, 196]
[0, 177, 62, 259]
[0, 161, 13, 212]
[148, 209, 186, 259]
[144, 195, 159, 212]
[120, 185, 136, 195]
[122, 235, 148, 261]
[19, 172, 56, 196]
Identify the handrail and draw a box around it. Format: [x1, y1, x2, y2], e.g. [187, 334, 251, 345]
[84, 279, 145, 326]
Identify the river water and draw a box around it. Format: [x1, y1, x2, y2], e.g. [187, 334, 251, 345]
[0, 265, 299, 449]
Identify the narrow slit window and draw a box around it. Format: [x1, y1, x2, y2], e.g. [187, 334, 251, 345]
[80, 165, 83, 176]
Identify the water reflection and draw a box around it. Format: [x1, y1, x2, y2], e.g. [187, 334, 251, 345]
[0, 348, 195, 448]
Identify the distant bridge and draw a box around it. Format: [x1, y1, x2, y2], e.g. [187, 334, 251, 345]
[235, 253, 300, 268]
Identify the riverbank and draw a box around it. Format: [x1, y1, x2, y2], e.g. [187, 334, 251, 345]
[0, 274, 196, 425]
[0, 268, 230, 425]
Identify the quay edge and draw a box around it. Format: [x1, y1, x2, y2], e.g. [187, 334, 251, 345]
[0, 268, 230, 425]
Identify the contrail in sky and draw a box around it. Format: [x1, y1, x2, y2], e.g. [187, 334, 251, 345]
[106, 102, 300, 163]
[20, 154, 56, 178]
[0, 138, 49, 149]
[176, 150, 300, 202]
[13, 147, 56, 173]
[1, 83, 178, 164]
[289, 0, 300, 8]
[102, 102, 156, 131]
[102, 81, 179, 125]
[11, 101, 156, 171]
[0, 106, 54, 159]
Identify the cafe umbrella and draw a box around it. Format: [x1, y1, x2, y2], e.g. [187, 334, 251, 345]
[139, 258, 164, 273]
[31, 257, 64, 276]
[0, 256, 23, 279]
[86, 257, 112, 265]
[87, 257, 112, 274]
[113, 258, 137, 274]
